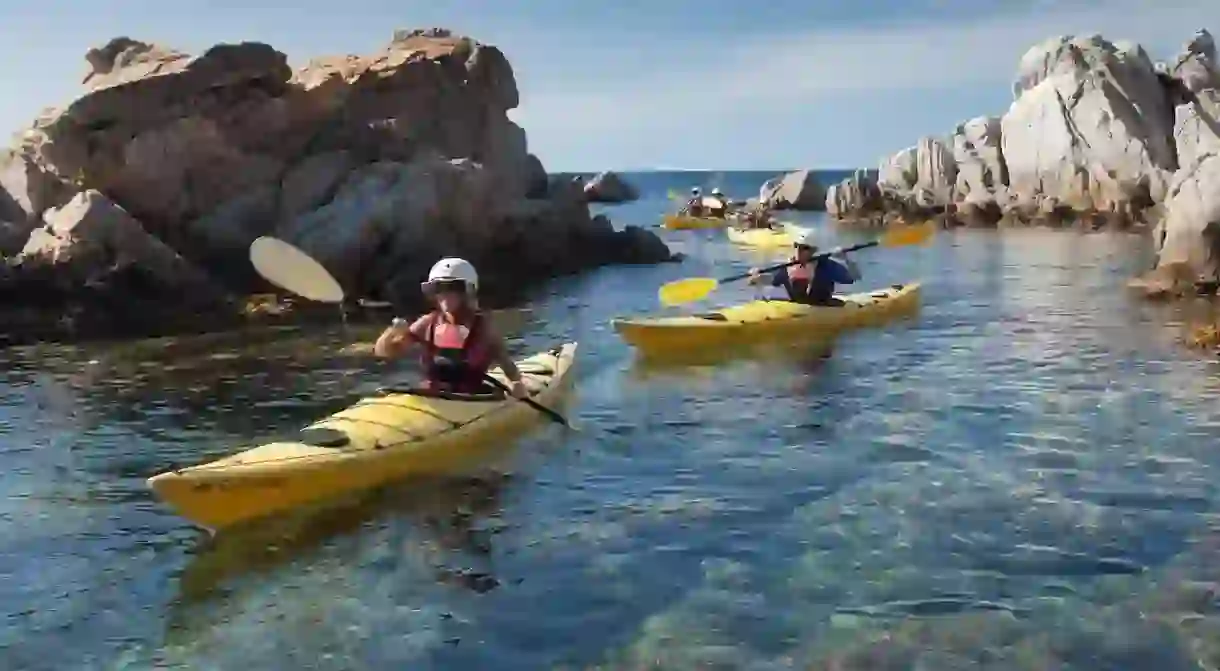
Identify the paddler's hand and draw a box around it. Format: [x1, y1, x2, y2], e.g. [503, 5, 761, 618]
[374, 317, 413, 358]
[509, 380, 528, 399]
[747, 267, 763, 285]
[388, 317, 413, 340]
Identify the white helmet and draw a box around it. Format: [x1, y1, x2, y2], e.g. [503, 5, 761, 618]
[793, 229, 818, 248]
[691, 187, 701, 194]
[425, 257, 479, 293]
[711, 188, 723, 196]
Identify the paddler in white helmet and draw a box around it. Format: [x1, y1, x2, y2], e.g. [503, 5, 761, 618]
[373, 257, 528, 398]
[748, 229, 860, 306]
[707, 187, 729, 218]
[684, 186, 705, 217]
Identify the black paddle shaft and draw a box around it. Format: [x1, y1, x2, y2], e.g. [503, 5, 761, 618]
[481, 375, 571, 428]
[720, 239, 880, 283]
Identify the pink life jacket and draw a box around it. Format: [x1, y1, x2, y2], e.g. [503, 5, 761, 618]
[420, 311, 493, 393]
[785, 260, 830, 303]
[788, 261, 813, 283]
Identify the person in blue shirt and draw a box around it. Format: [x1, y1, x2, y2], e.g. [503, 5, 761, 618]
[748, 229, 860, 305]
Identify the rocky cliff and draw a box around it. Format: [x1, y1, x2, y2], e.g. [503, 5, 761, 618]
[825, 28, 1220, 295]
[0, 29, 673, 343]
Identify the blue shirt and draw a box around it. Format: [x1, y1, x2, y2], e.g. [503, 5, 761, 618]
[770, 258, 855, 304]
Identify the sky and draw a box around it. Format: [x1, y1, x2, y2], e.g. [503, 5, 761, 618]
[2, 0, 1217, 172]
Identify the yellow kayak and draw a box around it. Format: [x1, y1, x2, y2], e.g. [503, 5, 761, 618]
[663, 214, 729, 230]
[726, 226, 796, 248]
[725, 221, 817, 247]
[148, 343, 578, 531]
[613, 283, 920, 352]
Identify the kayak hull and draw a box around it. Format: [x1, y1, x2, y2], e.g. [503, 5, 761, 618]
[612, 283, 921, 352]
[663, 214, 729, 230]
[147, 343, 578, 531]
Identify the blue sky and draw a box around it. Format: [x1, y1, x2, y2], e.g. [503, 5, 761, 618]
[2, 0, 1216, 171]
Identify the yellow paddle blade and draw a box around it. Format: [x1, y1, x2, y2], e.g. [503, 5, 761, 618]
[879, 221, 935, 248]
[659, 277, 719, 306]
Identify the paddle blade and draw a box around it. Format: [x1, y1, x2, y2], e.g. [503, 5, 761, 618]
[249, 236, 346, 304]
[879, 221, 936, 248]
[659, 277, 718, 306]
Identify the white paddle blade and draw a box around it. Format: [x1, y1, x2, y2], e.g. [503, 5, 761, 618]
[249, 236, 346, 304]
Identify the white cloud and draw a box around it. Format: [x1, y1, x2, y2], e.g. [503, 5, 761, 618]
[514, 0, 1217, 136]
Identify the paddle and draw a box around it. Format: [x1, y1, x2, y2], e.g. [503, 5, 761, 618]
[657, 221, 936, 306]
[248, 236, 573, 428]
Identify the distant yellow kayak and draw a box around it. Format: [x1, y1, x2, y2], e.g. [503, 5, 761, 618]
[724, 222, 816, 247]
[726, 226, 796, 248]
[662, 214, 729, 230]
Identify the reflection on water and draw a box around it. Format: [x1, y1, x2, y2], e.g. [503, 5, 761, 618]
[628, 335, 840, 376]
[6, 220, 1220, 669]
[173, 474, 514, 607]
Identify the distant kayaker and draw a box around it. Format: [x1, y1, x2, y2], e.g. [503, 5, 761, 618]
[707, 188, 729, 217]
[684, 187, 705, 216]
[748, 230, 859, 306]
[744, 201, 774, 229]
[373, 258, 528, 399]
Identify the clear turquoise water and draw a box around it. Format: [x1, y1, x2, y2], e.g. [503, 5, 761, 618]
[5, 171, 1220, 669]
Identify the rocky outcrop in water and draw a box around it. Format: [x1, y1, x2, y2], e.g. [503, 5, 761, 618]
[828, 32, 1186, 228]
[1136, 30, 1220, 296]
[582, 170, 639, 203]
[825, 170, 882, 219]
[1002, 35, 1176, 219]
[759, 169, 826, 211]
[950, 116, 1008, 224]
[0, 29, 674, 343]
[821, 27, 1220, 295]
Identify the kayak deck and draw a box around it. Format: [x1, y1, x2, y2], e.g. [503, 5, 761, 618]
[147, 343, 578, 532]
[612, 283, 921, 351]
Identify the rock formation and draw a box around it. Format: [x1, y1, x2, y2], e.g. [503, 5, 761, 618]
[950, 116, 1008, 224]
[1002, 35, 1176, 219]
[825, 170, 882, 219]
[759, 169, 825, 211]
[0, 29, 673, 342]
[1137, 30, 1220, 296]
[583, 171, 639, 203]
[821, 27, 1220, 296]
[822, 30, 1198, 225]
